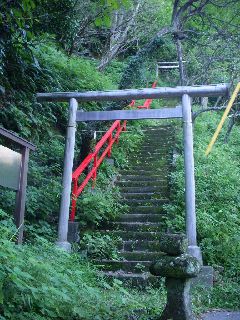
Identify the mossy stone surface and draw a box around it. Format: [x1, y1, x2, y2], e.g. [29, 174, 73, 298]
[159, 233, 188, 255]
[159, 278, 195, 320]
[149, 254, 201, 278]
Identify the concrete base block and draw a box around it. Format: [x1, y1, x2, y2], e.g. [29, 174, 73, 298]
[56, 241, 71, 252]
[191, 266, 214, 289]
[67, 221, 80, 243]
[188, 245, 203, 265]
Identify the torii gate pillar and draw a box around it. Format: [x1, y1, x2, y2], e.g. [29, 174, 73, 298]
[182, 94, 202, 264]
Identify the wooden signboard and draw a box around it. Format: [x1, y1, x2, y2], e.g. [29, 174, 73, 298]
[0, 145, 22, 190]
[0, 127, 36, 243]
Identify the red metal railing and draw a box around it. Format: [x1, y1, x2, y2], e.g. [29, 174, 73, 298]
[137, 81, 157, 109]
[70, 81, 157, 221]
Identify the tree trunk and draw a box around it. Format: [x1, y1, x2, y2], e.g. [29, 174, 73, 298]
[98, 1, 142, 72]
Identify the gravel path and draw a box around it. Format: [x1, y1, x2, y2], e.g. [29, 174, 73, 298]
[202, 311, 240, 319]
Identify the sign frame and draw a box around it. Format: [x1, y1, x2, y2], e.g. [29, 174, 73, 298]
[0, 127, 36, 244]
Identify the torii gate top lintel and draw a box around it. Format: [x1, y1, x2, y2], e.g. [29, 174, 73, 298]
[37, 83, 229, 103]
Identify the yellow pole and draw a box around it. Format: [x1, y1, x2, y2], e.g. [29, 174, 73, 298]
[205, 82, 240, 156]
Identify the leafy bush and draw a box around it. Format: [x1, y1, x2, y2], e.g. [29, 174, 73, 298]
[77, 188, 123, 227]
[80, 232, 122, 260]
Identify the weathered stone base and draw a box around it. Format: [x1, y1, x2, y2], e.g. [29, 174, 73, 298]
[56, 241, 71, 252]
[159, 278, 195, 320]
[191, 266, 214, 288]
[67, 221, 79, 243]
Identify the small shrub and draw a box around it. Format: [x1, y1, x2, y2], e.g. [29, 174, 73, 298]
[80, 232, 122, 260]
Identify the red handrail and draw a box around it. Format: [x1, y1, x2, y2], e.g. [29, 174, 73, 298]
[70, 81, 157, 221]
[137, 81, 157, 109]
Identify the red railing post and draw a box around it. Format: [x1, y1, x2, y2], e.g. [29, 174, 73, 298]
[123, 120, 127, 131]
[116, 122, 121, 144]
[108, 133, 113, 157]
[92, 154, 98, 188]
[70, 178, 78, 221]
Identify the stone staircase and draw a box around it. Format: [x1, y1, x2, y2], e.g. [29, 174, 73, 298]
[97, 125, 175, 286]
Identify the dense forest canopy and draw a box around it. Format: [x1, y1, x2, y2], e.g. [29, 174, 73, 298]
[0, 0, 239, 92]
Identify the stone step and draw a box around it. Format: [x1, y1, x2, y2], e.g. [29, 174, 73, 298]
[143, 129, 174, 136]
[116, 180, 168, 187]
[130, 156, 170, 163]
[120, 169, 169, 176]
[119, 186, 169, 193]
[122, 240, 160, 251]
[118, 175, 167, 182]
[128, 159, 171, 165]
[135, 149, 171, 155]
[128, 206, 167, 214]
[143, 134, 174, 139]
[143, 137, 174, 142]
[122, 199, 169, 206]
[127, 165, 171, 172]
[107, 221, 164, 232]
[144, 128, 174, 133]
[140, 145, 172, 150]
[140, 140, 174, 148]
[128, 161, 170, 168]
[139, 147, 172, 153]
[121, 192, 169, 200]
[140, 143, 172, 148]
[101, 271, 160, 288]
[120, 250, 164, 261]
[103, 230, 163, 241]
[143, 126, 173, 131]
[116, 213, 167, 223]
[130, 157, 171, 163]
[144, 129, 174, 133]
[135, 152, 172, 158]
[94, 259, 151, 272]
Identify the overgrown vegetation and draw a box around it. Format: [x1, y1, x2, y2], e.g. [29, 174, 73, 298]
[0, 212, 167, 319]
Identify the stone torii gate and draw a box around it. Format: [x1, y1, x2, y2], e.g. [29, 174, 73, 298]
[37, 84, 229, 262]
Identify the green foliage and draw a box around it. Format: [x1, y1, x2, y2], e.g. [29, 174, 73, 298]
[119, 36, 176, 89]
[95, 0, 132, 27]
[0, 209, 17, 240]
[78, 187, 122, 227]
[0, 42, 117, 229]
[80, 232, 122, 260]
[0, 218, 165, 319]
[24, 221, 57, 242]
[193, 277, 240, 314]
[112, 123, 144, 168]
[104, 60, 127, 86]
[35, 43, 115, 93]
